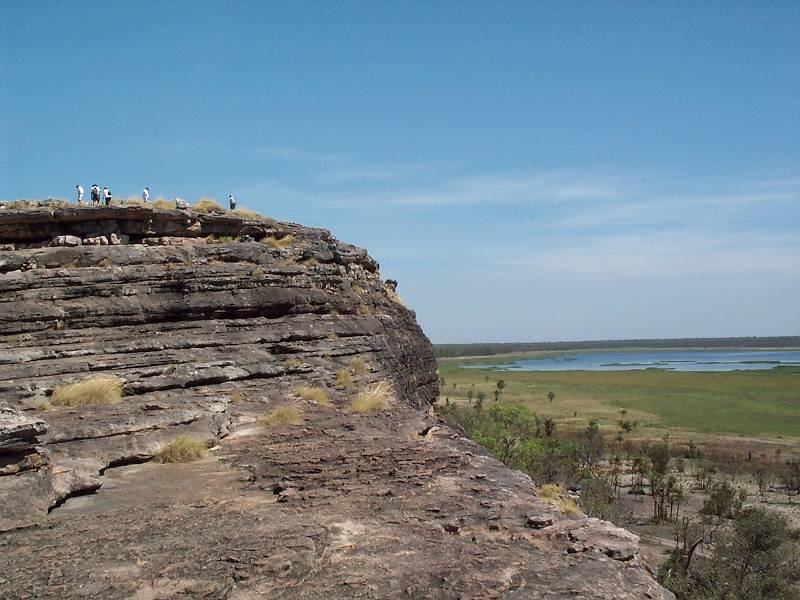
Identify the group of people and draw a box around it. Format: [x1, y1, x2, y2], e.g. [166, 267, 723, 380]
[75, 184, 114, 206]
[74, 185, 237, 210]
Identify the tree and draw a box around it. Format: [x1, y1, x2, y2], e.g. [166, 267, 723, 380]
[493, 389, 500, 402]
[475, 390, 486, 413]
[581, 420, 604, 472]
[664, 509, 800, 599]
[543, 417, 556, 437]
[547, 391, 555, 403]
[467, 389, 474, 404]
[719, 508, 800, 597]
[480, 404, 539, 465]
[496, 380, 506, 394]
[701, 480, 744, 519]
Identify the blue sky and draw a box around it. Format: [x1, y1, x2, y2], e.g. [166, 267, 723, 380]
[1, 2, 799, 343]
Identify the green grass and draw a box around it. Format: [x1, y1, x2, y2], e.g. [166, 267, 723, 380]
[438, 358, 800, 440]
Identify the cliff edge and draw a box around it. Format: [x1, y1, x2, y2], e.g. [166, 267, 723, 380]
[0, 206, 671, 599]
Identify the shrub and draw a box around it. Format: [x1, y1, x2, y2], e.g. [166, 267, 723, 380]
[350, 380, 394, 414]
[335, 370, 354, 389]
[702, 480, 744, 518]
[154, 435, 208, 463]
[348, 357, 370, 376]
[193, 198, 225, 213]
[294, 386, 330, 406]
[259, 405, 302, 426]
[357, 304, 374, 317]
[261, 234, 295, 248]
[51, 376, 124, 407]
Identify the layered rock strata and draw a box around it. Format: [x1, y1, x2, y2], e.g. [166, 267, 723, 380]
[0, 206, 671, 599]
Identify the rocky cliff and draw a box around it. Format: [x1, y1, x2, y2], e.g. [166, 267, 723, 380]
[0, 206, 671, 599]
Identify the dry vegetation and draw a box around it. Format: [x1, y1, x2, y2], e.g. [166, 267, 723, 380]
[153, 436, 209, 463]
[50, 376, 125, 407]
[233, 208, 271, 221]
[152, 198, 174, 210]
[193, 198, 225, 213]
[348, 357, 370, 376]
[335, 370, 354, 389]
[294, 386, 330, 406]
[259, 405, 303, 426]
[96, 257, 114, 268]
[350, 380, 394, 414]
[261, 234, 295, 248]
[386, 287, 408, 307]
[536, 484, 583, 515]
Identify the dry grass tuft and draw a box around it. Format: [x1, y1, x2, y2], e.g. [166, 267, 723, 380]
[152, 198, 174, 210]
[537, 483, 565, 501]
[34, 400, 53, 411]
[335, 370, 354, 389]
[535, 484, 583, 516]
[284, 357, 303, 368]
[294, 386, 330, 406]
[357, 304, 374, 317]
[51, 376, 125, 407]
[259, 405, 302, 426]
[557, 498, 583, 516]
[348, 357, 370, 376]
[350, 380, 394, 414]
[234, 208, 271, 221]
[154, 435, 208, 463]
[193, 198, 225, 213]
[261, 234, 295, 248]
[205, 234, 236, 244]
[386, 287, 408, 307]
[96, 257, 114, 268]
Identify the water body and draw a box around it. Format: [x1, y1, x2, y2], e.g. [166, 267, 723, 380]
[462, 349, 800, 372]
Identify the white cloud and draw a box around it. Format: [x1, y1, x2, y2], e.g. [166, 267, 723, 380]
[500, 230, 800, 277]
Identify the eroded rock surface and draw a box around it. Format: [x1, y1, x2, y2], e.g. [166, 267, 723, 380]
[0, 207, 671, 599]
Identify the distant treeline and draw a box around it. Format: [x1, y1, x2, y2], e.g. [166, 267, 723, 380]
[434, 337, 800, 358]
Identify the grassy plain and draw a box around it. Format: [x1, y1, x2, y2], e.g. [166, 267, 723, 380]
[438, 356, 800, 441]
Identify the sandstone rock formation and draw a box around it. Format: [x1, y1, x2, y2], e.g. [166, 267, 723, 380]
[0, 206, 671, 598]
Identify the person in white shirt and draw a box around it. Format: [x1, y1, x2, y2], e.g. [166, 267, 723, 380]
[103, 187, 111, 206]
[76, 185, 84, 205]
[142, 187, 150, 203]
[229, 194, 236, 210]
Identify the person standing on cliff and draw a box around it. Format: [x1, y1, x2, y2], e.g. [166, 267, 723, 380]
[229, 194, 236, 210]
[75, 184, 84, 206]
[90, 184, 100, 206]
[142, 187, 150, 203]
[103, 187, 111, 206]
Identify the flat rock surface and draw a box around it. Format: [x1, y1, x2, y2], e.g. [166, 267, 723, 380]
[0, 207, 671, 598]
